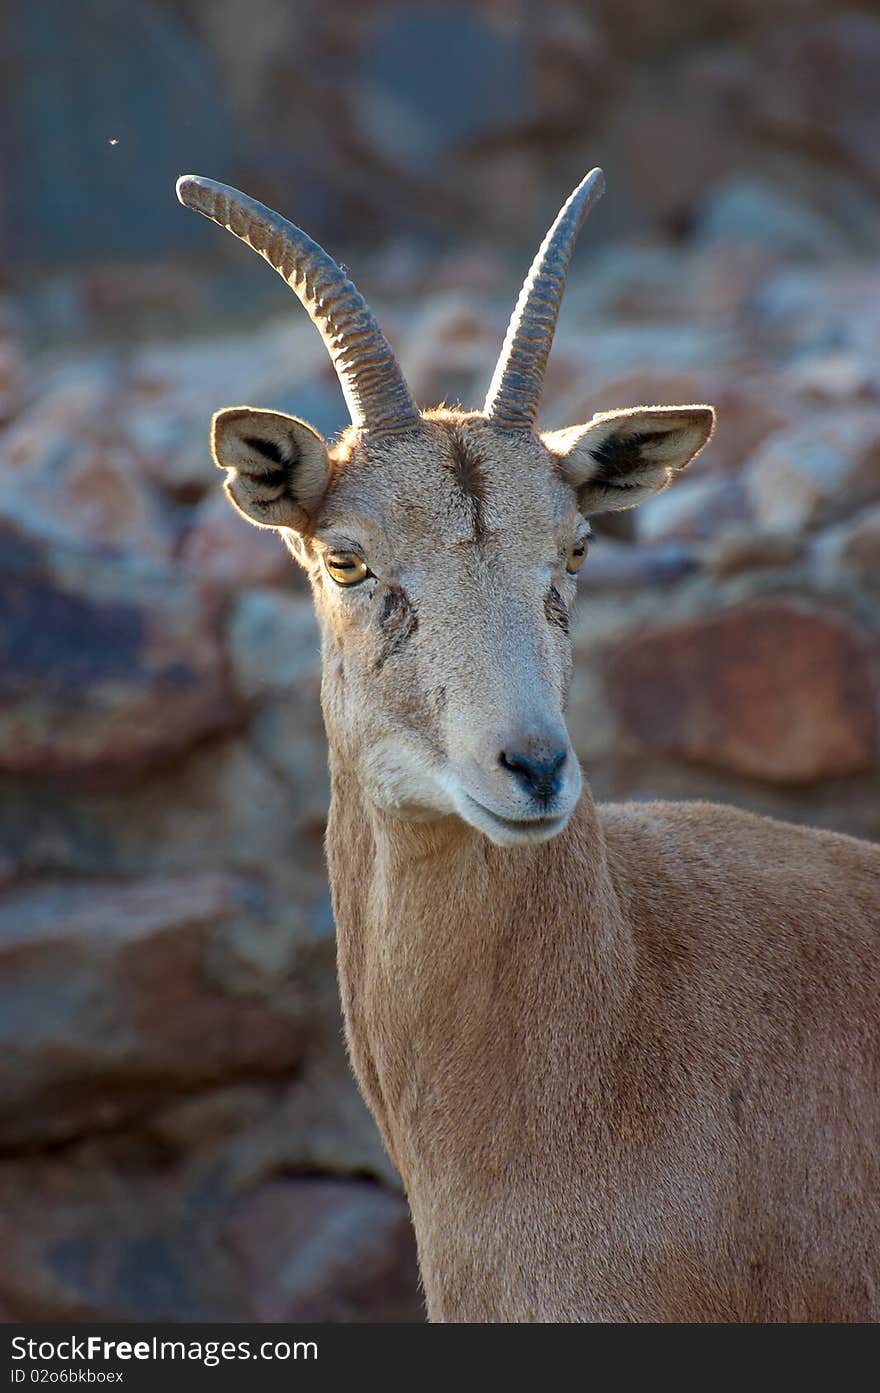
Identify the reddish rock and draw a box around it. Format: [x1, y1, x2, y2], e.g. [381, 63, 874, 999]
[0, 365, 171, 561]
[581, 368, 709, 409]
[754, 13, 880, 187]
[225, 1178, 422, 1322]
[700, 381, 794, 474]
[179, 491, 295, 591]
[0, 531, 239, 781]
[0, 873, 308, 1147]
[605, 602, 879, 783]
[706, 529, 806, 578]
[0, 1146, 417, 1323]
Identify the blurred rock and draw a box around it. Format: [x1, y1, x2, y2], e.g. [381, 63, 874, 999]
[228, 590, 321, 700]
[839, 503, 880, 585]
[583, 247, 692, 323]
[399, 294, 497, 408]
[572, 367, 709, 417]
[755, 265, 880, 363]
[580, 540, 700, 592]
[605, 601, 878, 783]
[608, 47, 751, 231]
[355, 8, 530, 175]
[636, 475, 749, 543]
[0, 873, 310, 1147]
[226, 591, 330, 831]
[0, 1149, 223, 1321]
[783, 352, 879, 406]
[700, 382, 794, 475]
[0, 360, 171, 560]
[3, 0, 880, 1325]
[0, 337, 26, 424]
[706, 528, 806, 578]
[0, 531, 239, 781]
[753, 13, 880, 188]
[0, 1142, 417, 1322]
[745, 411, 880, 533]
[225, 1178, 422, 1322]
[178, 491, 294, 592]
[8, 0, 880, 273]
[690, 243, 778, 319]
[155, 1055, 398, 1194]
[83, 264, 206, 328]
[584, 323, 739, 387]
[694, 178, 846, 259]
[0, 736, 328, 891]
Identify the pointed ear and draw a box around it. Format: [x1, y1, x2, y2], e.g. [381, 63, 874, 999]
[211, 406, 330, 530]
[544, 405, 715, 514]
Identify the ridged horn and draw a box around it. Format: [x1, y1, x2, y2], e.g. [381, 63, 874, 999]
[483, 167, 605, 430]
[176, 175, 420, 436]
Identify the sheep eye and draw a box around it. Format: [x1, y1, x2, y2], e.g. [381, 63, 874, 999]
[566, 538, 589, 575]
[324, 552, 371, 586]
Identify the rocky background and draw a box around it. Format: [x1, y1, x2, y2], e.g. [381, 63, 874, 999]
[0, 0, 878, 1322]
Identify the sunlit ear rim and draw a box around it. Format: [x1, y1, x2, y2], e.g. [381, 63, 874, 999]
[324, 552, 371, 586]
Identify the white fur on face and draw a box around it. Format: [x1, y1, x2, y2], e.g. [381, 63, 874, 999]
[360, 735, 459, 822]
[307, 417, 587, 843]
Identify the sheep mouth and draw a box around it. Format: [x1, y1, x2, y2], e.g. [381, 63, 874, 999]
[457, 792, 572, 846]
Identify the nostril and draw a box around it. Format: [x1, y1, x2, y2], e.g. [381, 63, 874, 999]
[499, 747, 568, 800]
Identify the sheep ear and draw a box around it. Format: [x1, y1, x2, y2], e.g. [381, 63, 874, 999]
[211, 406, 330, 530]
[544, 405, 715, 513]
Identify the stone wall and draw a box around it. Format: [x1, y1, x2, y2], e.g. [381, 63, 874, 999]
[4, 1, 880, 266]
[0, 0, 878, 1323]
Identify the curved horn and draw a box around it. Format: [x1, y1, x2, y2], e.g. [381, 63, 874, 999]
[176, 175, 420, 436]
[483, 168, 605, 430]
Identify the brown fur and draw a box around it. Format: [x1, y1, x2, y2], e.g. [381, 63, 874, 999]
[329, 776, 880, 1322]
[211, 404, 880, 1323]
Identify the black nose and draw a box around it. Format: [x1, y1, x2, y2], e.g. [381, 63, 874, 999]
[499, 746, 568, 802]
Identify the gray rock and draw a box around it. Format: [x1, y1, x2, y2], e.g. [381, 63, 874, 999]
[228, 589, 321, 699]
[637, 475, 749, 543]
[745, 411, 880, 533]
[695, 178, 846, 259]
[357, 8, 529, 170]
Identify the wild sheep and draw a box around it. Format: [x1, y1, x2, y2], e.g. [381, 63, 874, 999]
[177, 169, 880, 1322]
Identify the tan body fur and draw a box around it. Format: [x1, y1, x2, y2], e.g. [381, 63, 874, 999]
[329, 768, 880, 1322]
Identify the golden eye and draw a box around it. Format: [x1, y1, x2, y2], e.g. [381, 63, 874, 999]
[566, 537, 589, 575]
[324, 551, 370, 586]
